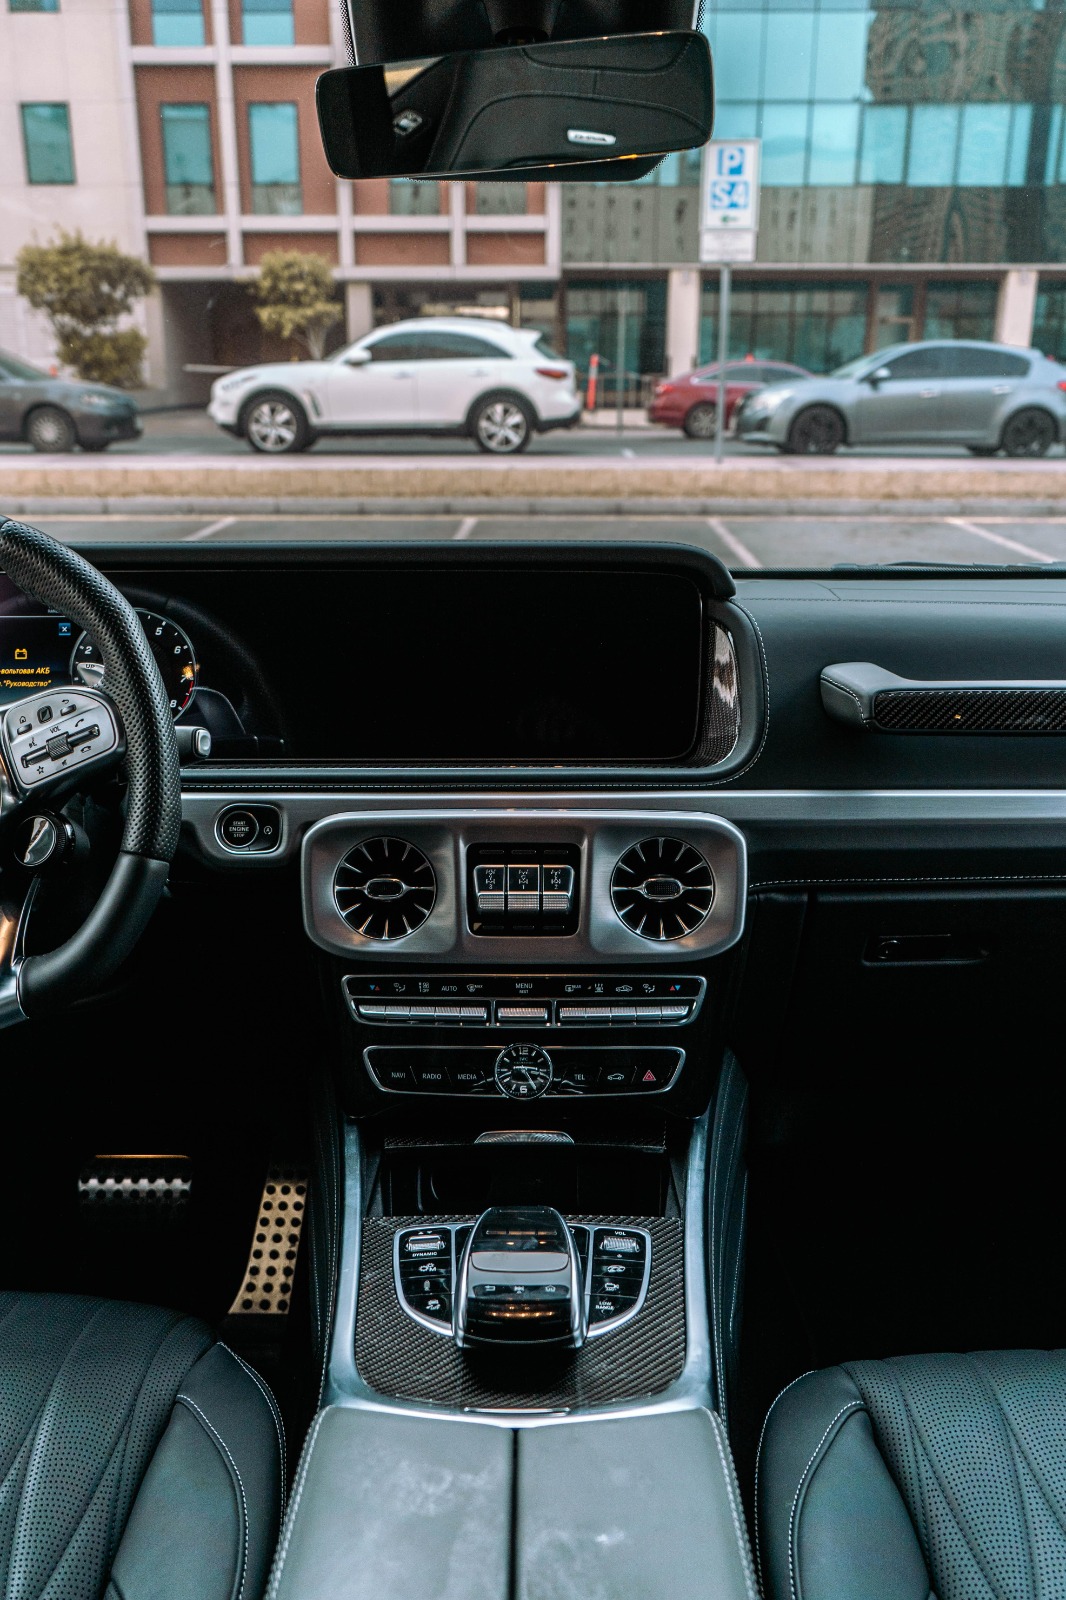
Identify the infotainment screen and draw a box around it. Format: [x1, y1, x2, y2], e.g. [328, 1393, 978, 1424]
[1, 563, 707, 764]
[0, 575, 75, 705]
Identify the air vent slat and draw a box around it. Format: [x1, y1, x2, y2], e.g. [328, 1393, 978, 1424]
[333, 836, 436, 942]
[611, 838, 715, 941]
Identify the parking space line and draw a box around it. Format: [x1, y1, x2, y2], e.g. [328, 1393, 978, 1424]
[706, 516, 762, 569]
[185, 515, 236, 543]
[944, 516, 1057, 564]
[452, 517, 478, 541]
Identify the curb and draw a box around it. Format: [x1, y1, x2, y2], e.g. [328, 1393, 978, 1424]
[6, 495, 1066, 519]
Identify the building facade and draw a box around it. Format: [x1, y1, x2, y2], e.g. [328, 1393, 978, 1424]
[2, 0, 1065, 397]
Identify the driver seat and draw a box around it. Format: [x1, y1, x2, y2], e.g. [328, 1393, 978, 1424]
[0, 1292, 282, 1600]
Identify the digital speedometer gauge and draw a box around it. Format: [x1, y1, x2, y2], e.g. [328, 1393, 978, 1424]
[71, 610, 199, 719]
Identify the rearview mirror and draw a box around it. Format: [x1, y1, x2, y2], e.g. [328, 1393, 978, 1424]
[867, 367, 892, 386]
[343, 348, 372, 366]
[316, 30, 714, 182]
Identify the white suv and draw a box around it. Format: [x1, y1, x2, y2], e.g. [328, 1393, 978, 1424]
[208, 316, 581, 455]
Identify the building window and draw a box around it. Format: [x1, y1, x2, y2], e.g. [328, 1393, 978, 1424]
[242, 0, 293, 46]
[161, 103, 215, 213]
[21, 103, 74, 184]
[923, 281, 999, 343]
[389, 180, 441, 216]
[1034, 283, 1066, 363]
[249, 103, 301, 214]
[151, 0, 204, 45]
[700, 280, 868, 373]
[564, 279, 667, 403]
[475, 183, 528, 215]
[9, 0, 60, 12]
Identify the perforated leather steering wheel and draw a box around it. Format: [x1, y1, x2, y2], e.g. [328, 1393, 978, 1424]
[0, 520, 181, 1026]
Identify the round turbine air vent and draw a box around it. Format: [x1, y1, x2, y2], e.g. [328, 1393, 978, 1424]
[333, 837, 436, 941]
[611, 837, 715, 941]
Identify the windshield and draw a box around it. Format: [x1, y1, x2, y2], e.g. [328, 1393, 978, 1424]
[2, 5, 1063, 568]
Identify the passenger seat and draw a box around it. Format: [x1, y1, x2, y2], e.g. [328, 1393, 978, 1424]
[757, 1349, 1066, 1600]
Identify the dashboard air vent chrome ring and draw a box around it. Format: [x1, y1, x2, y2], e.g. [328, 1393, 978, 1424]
[334, 837, 436, 940]
[611, 838, 715, 941]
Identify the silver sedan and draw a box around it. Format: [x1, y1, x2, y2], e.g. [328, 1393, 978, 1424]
[735, 340, 1066, 457]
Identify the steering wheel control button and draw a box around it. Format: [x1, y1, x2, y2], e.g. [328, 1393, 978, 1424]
[2, 688, 122, 795]
[214, 804, 283, 855]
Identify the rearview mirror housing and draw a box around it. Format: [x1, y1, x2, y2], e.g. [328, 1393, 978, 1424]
[316, 30, 714, 182]
[343, 347, 372, 366]
[867, 367, 892, 386]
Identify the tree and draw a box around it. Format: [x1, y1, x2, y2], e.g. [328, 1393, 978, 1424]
[16, 230, 155, 389]
[250, 250, 342, 360]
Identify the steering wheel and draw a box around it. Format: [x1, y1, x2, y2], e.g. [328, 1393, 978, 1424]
[0, 520, 181, 1028]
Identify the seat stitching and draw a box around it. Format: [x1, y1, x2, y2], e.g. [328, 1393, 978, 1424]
[787, 1402, 863, 1600]
[715, 1087, 745, 1420]
[12, 1305, 151, 1582]
[707, 1408, 760, 1600]
[963, 1354, 1038, 1600]
[728, 1177, 748, 1348]
[874, 1367, 1011, 1600]
[969, 1353, 1066, 1551]
[177, 1394, 249, 1600]
[709, 1063, 743, 1420]
[266, 1409, 327, 1599]
[848, 1362, 936, 1584]
[218, 1344, 287, 1516]
[753, 1369, 815, 1595]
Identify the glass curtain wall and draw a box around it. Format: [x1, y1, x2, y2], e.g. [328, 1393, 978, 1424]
[701, 0, 1066, 268]
[699, 280, 868, 372]
[565, 280, 668, 403]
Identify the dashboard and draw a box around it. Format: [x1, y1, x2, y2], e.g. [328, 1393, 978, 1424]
[9, 540, 1066, 1125]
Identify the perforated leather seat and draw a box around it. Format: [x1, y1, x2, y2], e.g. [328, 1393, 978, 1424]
[756, 1350, 1066, 1600]
[0, 1291, 283, 1600]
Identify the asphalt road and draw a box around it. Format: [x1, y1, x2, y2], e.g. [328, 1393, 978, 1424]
[2, 408, 1060, 461]
[26, 510, 1066, 567]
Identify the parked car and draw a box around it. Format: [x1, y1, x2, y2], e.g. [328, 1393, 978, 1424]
[735, 339, 1066, 455]
[648, 358, 811, 438]
[208, 317, 582, 455]
[0, 350, 142, 453]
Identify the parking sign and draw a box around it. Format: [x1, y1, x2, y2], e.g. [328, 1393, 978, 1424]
[700, 139, 760, 263]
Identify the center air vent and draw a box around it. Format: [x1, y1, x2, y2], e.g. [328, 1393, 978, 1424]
[333, 837, 436, 940]
[611, 837, 715, 941]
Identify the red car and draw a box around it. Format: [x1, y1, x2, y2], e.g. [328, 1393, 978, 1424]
[648, 359, 812, 438]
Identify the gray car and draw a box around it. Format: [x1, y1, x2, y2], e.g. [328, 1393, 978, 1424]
[735, 340, 1066, 457]
[0, 350, 142, 453]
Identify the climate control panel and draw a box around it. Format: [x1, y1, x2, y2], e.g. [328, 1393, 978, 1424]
[343, 972, 705, 1028]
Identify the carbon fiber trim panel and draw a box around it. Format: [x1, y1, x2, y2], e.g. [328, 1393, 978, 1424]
[355, 1215, 684, 1411]
[874, 687, 1066, 734]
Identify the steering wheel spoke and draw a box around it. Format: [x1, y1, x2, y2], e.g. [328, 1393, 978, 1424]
[0, 686, 124, 811]
[0, 874, 38, 1028]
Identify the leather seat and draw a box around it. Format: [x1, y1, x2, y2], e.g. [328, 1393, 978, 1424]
[0, 1291, 283, 1600]
[756, 1350, 1066, 1600]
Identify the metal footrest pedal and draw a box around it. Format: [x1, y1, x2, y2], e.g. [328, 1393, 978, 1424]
[78, 1155, 192, 1210]
[228, 1164, 308, 1316]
